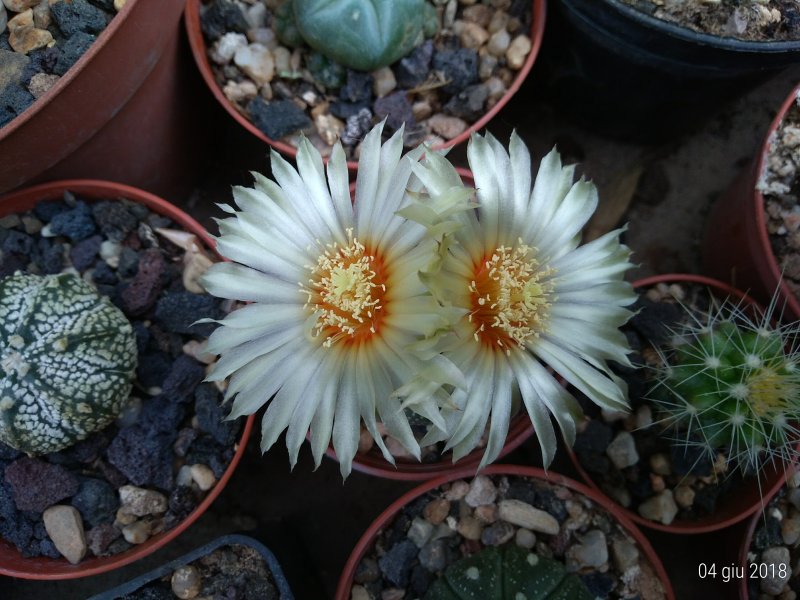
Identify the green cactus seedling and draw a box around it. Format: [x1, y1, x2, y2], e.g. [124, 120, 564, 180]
[292, 0, 428, 71]
[650, 295, 800, 474]
[0, 273, 137, 455]
[423, 544, 593, 600]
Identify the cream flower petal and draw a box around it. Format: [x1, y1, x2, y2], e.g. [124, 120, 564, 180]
[202, 123, 454, 478]
[406, 132, 636, 468]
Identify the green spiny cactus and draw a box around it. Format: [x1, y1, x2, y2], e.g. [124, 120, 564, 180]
[650, 296, 800, 473]
[291, 0, 429, 71]
[0, 273, 137, 455]
[423, 544, 593, 600]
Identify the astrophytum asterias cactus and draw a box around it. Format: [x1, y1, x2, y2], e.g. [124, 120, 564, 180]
[292, 0, 428, 71]
[424, 544, 593, 599]
[0, 273, 137, 455]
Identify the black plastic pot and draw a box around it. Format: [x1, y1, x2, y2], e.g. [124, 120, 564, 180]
[548, 0, 800, 142]
[86, 534, 294, 600]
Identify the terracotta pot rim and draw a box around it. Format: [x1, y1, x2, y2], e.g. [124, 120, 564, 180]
[568, 273, 789, 534]
[0, 179, 255, 579]
[334, 463, 675, 600]
[184, 0, 547, 170]
[752, 84, 800, 318]
[0, 0, 143, 140]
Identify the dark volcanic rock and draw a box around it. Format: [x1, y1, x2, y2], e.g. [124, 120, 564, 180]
[4, 457, 80, 513]
[51, 0, 109, 37]
[432, 48, 478, 94]
[155, 291, 222, 336]
[247, 98, 311, 140]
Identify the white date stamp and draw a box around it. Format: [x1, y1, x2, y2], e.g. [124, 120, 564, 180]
[698, 562, 789, 583]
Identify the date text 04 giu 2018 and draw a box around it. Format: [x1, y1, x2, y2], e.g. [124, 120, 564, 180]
[698, 562, 789, 583]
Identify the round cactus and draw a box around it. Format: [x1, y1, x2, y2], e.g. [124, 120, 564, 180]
[650, 297, 800, 473]
[0, 273, 137, 455]
[423, 544, 593, 600]
[292, 0, 429, 71]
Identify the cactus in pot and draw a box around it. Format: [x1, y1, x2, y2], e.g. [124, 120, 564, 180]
[424, 543, 593, 599]
[649, 295, 800, 474]
[0, 272, 137, 455]
[277, 0, 435, 71]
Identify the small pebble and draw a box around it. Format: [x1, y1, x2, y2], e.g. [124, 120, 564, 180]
[606, 431, 639, 470]
[43, 505, 87, 565]
[515, 528, 536, 549]
[189, 464, 216, 491]
[498, 499, 559, 534]
[171, 565, 202, 599]
[423, 498, 450, 525]
[122, 520, 151, 545]
[638, 490, 679, 525]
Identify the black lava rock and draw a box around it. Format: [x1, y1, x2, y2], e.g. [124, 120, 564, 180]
[54, 32, 96, 76]
[432, 48, 478, 94]
[92, 201, 138, 242]
[51, 0, 109, 37]
[34, 200, 67, 223]
[71, 478, 119, 528]
[138, 395, 187, 434]
[692, 484, 720, 515]
[505, 479, 537, 505]
[2, 230, 33, 256]
[248, 97, 312, 140]
[580, 572, 615, 598]
[48, 201, 97, 241]
[132, 320, 150, 354]
[118, 246, 140, 279]
[330, 100, 371, 121]
[92, 260, 118, 285]
[0, 442, 21, 462]
[0, 252, 28, 278]
[37, 240, 65, 274]
[629, 297, 683, 348]
[409, 564, 433, 597]
[378, 539, 417, 587]
[670, 442, 712, 477]
[107, 425, 175, 491]
[574, 419, 613, 454]
[195, 384, 238, 446]
[185, 435, 233, 478]
[533, 488, 569, 522]
[374, 91, 414, 131]
[70, 234, 103, 271]
[155, 291, 222, 336]
[340, 71, 373, 103]
[167, 486, 199, 522]
[395, 40, 433, 88]
[0, 84, 35, 125]
[4, 457, 80, 513]
[200, 0, 248, 40]
[444, 84, 489, 121]
[162, 356, 206, 403]
[136, 351, 172, 389]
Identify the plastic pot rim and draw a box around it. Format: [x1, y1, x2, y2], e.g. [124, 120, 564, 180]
[593, 0, 800, 52]
[334, 463, 675, 600]
[184, 0, 547, 171]
[0, 179, 255, 580]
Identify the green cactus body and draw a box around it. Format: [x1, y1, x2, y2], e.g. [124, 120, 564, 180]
[423, 544, 593, 600]
[292, 0, 427, 71]
[652, 309, 800, 472]
[0, 273, 137, 455]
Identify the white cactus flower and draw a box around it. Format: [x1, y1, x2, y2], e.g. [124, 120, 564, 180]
[406, 132, 637, 469]
[200, 123, 459, 478]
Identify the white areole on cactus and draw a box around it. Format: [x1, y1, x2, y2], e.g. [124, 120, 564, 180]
[0, 273, 138, 455]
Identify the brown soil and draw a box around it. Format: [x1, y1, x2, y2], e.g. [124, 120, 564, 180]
[621, 0, 800, 41]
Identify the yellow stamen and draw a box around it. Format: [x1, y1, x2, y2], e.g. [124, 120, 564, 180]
[300, 229, 388, 348]
[468, 240, 554, 354]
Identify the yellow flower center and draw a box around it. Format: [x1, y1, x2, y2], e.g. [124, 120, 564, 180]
[747, 367, 797, 417]
[468, 241, 553, 354]
[302, 230, 388, 348]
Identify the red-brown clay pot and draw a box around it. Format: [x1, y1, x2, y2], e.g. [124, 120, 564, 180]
[568, 274, 790, 534]
[185, 0, 546, 170]
[0, 180, 255, 579]
[703, 82, 800, 321]
[335, 464, 676, 600]
[0, 0, 201, 200]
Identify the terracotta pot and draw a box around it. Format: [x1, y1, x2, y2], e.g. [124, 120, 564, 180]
[568, 273, 790, 534]
[335, 464, 675, 600]
[703, 82, 800, 321]
[185, 0, 546, 170]
[86, 534, 294, 599]
[0, 180, 255, 579]
[0, 0, 202, 200]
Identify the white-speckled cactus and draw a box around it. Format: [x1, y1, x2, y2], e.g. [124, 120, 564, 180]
[0, 273, 137, 455]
